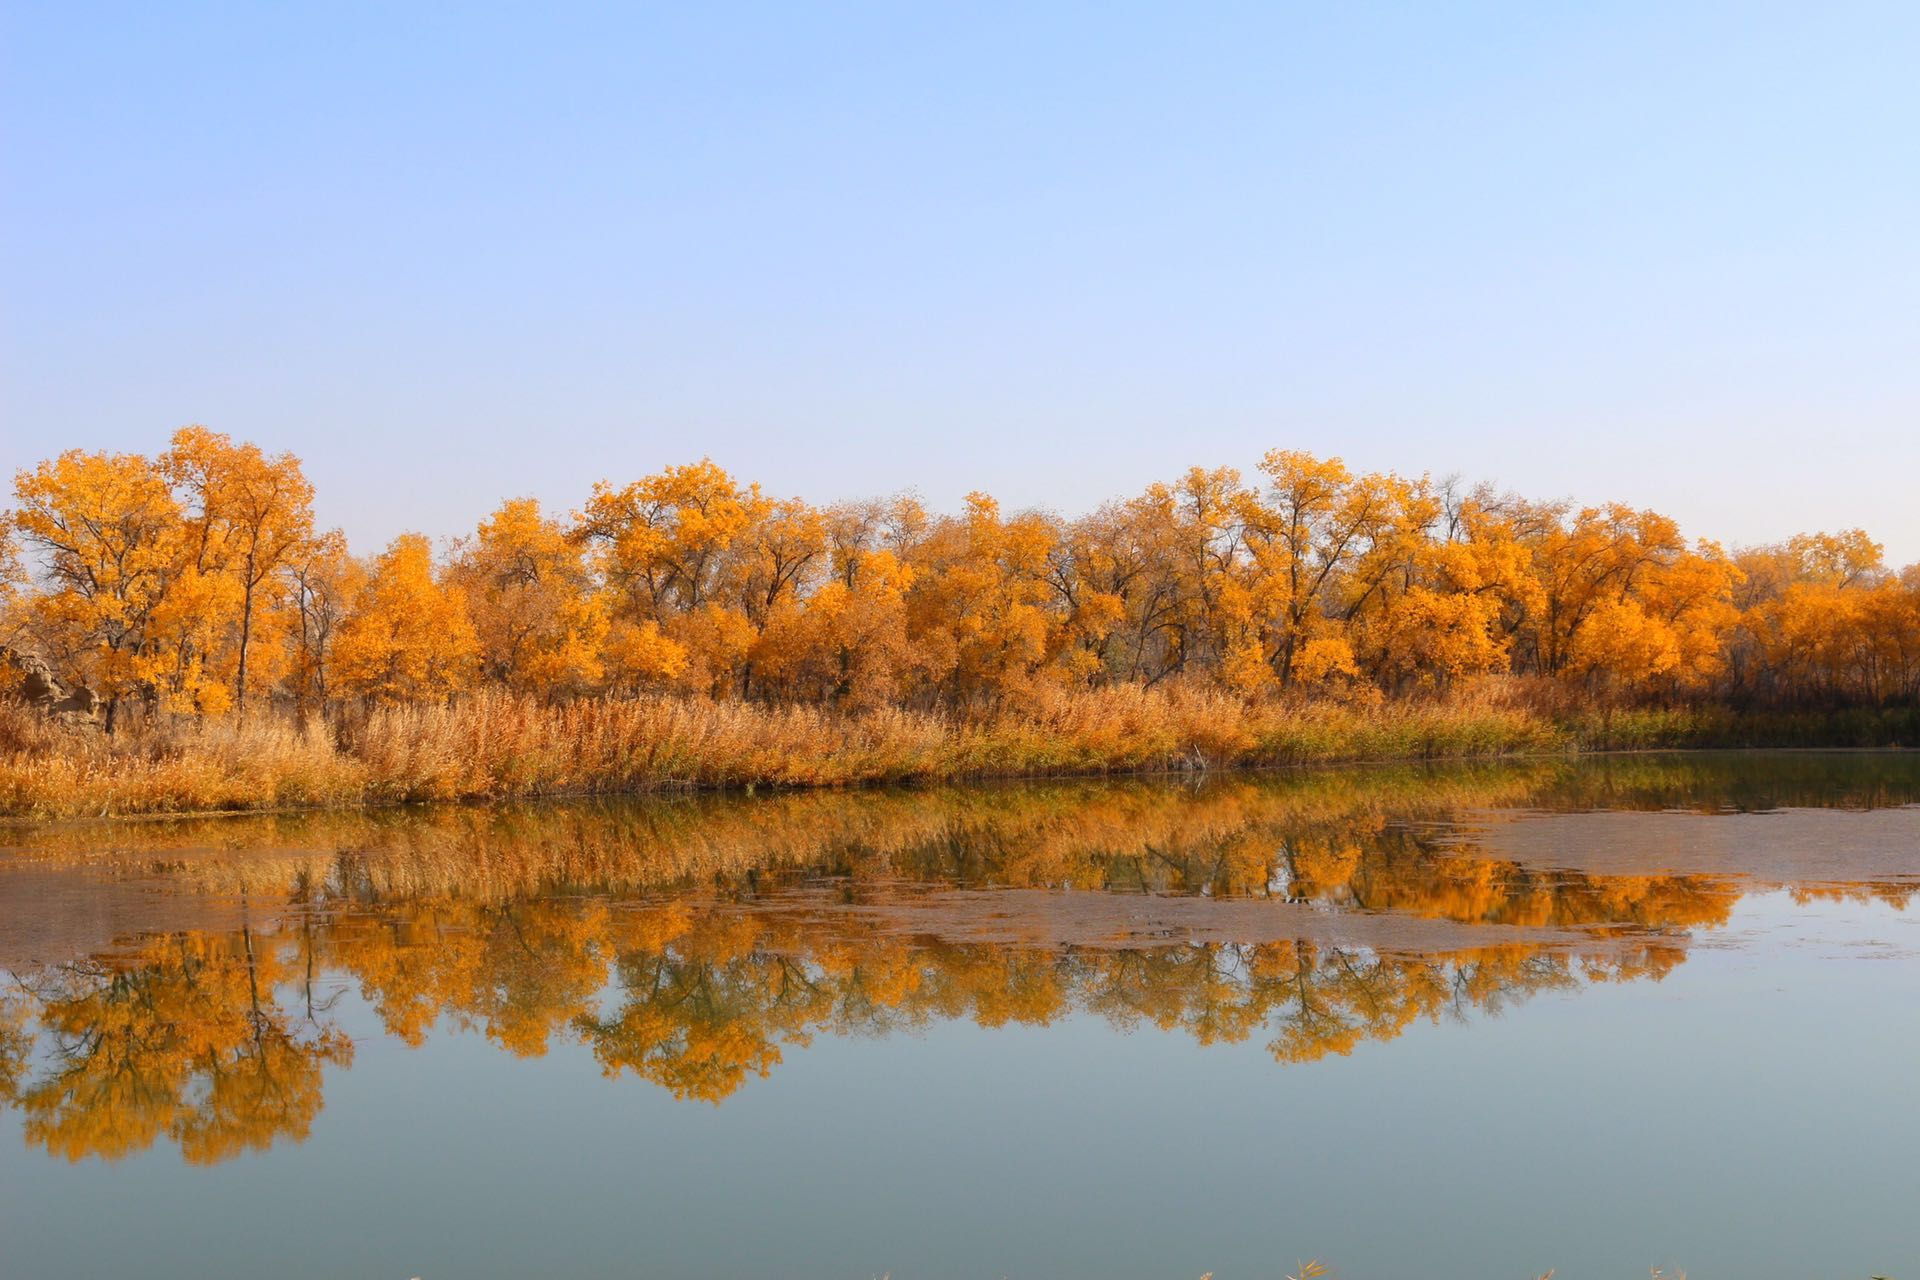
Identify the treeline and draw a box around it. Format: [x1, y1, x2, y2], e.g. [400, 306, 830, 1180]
[4, 428, 1918, 730]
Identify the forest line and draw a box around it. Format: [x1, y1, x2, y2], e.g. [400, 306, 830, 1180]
[5, 427, 1918, 734]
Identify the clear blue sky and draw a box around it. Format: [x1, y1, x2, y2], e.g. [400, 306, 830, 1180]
[4, 2, 1916, 563]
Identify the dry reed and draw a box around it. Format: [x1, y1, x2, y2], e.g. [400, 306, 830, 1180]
[1, 679, 1910, 820]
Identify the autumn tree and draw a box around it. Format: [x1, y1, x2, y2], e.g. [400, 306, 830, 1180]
[749, 498, 925, 707]
[1348, 484, 1536, 692]
[904, 493, 1059, 707]
[332, 534, 479, 702]
[1159, 466, 1257, 687]
[0, 527, 26, 646]
[575, 460, 762, 616]
[1731, 530, 1920, 703]
[1239, 452, 1407, 687]
[575, 460, 773, 695]
[6, 434, 1917, 720]
[448, 498, 609, 695]
[11, 450, 184, 728]
[1048, 493, 1168, 686]
[284, 530, 363, 711]
[1509, 502, 1740, 695]
[161, 427, 316, 710]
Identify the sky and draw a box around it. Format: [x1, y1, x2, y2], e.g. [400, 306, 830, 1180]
[4, 2, 1917, 564]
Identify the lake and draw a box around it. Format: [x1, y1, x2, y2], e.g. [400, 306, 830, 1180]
[1, 752, 1916, 1279]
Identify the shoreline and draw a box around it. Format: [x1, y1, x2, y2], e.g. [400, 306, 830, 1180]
[3, 705, 1913, 827]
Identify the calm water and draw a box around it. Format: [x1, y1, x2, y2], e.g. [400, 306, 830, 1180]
[1, 753, 1917, 1279]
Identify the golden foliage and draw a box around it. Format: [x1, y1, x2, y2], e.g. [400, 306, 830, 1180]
[5, 434, 1917, 813]
[332, 533, 478, 703]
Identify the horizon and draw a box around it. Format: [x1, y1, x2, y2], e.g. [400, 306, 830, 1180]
[9, 432, 1920, 573]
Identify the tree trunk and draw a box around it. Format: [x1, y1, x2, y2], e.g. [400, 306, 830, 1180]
[235, 585, 256, 711]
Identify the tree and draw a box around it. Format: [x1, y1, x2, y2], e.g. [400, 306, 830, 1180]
[161, 427, 316, 710]
[449, 498, 608, 695]
[575, 460, 789, 695]
[575, 459, 766, 618]
[1242, 452, 1404, 686]
[904, 493, 1058, 707]
[285, 530, 363, 711]
[7, 435, 1919, 719]
[0, 526, 26, 645]
[332, 534, 478, 702]
[11, 450, 184, 729]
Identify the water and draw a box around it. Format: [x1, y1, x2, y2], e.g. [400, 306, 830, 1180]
[1, 752, 1916, 1279]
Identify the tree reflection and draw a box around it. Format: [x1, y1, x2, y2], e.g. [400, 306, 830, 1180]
[9, 926, 352, 1163]
[0, 880, 1721, 1154]
[4, 762, 1913, 1162]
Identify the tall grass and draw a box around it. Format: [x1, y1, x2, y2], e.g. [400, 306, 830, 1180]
[0, 680, 1912, 819]
[0, 702, 364, 818]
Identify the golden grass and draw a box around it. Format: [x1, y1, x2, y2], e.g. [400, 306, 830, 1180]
[0, 704, 364, 818]
[0, 678, 1911, 819]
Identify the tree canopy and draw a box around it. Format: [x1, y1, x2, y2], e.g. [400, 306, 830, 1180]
[7, 430, 1917, 725]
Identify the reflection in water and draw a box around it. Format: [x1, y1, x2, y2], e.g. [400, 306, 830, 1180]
[3, 930, 352, 1164]
[1, 752, 1916, 1164]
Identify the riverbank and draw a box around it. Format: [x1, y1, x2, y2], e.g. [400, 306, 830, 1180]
[1, 685, 1914, 820]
